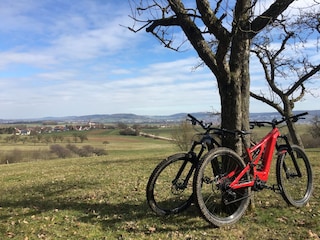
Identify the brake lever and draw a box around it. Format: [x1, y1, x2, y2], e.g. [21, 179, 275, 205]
[292, 116, 299, 122]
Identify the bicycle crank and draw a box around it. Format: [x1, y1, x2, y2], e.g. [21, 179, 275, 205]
[223, 191, 251, 205]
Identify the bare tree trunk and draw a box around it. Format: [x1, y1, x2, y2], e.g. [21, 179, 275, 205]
[283, 98, 304, 147]
[286, 119, 304, 147]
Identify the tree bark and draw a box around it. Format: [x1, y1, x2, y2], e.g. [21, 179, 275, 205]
[219, 0, 252, 153]
[286, 119, 304, 146]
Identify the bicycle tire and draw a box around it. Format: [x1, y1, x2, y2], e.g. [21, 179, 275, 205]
[146, 153, 195, 215]
[276, 145, 313, 207]
[194, 148, 251, 227]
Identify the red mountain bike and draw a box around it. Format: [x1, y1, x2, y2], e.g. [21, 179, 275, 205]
[193, 112, 313, 227]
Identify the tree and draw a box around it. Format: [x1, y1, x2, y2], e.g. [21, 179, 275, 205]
[171, 121, 194, 151]
[310, 116, 320, 138]
[52, 134, 58, 143]
[103, 140, 110, 148]
[309, 115, 320, 138]
[72, 133, 78, 143]
[43, 135, 52, 145]
[58, 135, 64, 143]
[250, 9, 320, 146]
[129, 0, 299, 153]
[78, 133, 88, 143]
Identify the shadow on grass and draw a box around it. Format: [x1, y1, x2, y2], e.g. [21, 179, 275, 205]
[0, 177, 209, 235]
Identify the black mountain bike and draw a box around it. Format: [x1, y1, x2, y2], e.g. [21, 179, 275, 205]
[146, 114, 226, 215]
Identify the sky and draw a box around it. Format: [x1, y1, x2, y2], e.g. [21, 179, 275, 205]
[0, 0, 319, 119]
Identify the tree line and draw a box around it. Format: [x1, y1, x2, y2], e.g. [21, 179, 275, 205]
[1, 132, 88, 145]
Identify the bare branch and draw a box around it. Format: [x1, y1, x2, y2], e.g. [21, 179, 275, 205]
[272, 29, 294, 60]
[196, 0, 230, 40]
[126, 20, 152, 33]
[291, 84, 305, 104]
[250, 91, 283, 114]
[250, 0, 295, 38]
[251, 44, 283, 97]
[167, 0, 220, 75]
[286, 64, 320, 95]
[145, 16, 180, 32]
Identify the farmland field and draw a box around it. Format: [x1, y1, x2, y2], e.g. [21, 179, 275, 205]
[0, 126, 319, 239]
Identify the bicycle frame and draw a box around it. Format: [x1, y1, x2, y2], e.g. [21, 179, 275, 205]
[229, 127, 281, 190]
[171, 113, 226, 191]
[173, 132, 221, 190]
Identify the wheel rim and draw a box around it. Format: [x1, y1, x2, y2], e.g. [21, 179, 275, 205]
[279, 150, 312, 205]
[151, 157, 194, 214]
[197, 151, 250, 224]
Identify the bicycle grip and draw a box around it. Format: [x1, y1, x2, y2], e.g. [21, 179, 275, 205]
[295, 112, 308, 118]
[291, 112, 308, 122]
[187, 114, 197, 125]
[187, 113, 193, 119]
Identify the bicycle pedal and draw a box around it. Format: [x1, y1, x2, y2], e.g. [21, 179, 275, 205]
[202, 176, 213, 184]
[267, 184, 282, 193]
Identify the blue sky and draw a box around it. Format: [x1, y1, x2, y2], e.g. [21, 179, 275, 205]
[0, 0, 319, 119]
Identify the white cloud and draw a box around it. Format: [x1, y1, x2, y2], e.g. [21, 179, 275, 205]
[0, 51, 57, 69]
[0, 0, 141, 65]
[49, 19, 139, 61]
[0, 54, 219, 118]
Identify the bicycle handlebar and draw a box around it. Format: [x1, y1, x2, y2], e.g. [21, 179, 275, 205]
[250, 112, 308, 129]
[187, 114, 250, 136]
[187, 114, 211, 130]
[187, 111, 308, 137]
[288, 111, 309, 123]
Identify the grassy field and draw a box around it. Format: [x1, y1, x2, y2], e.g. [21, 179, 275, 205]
[0, 128, 319, 239]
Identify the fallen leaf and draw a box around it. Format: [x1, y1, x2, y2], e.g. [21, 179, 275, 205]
[308, 229, 319, 239]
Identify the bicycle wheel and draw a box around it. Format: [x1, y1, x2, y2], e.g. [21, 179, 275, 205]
[276, 145, 313, 207]
[146, 153, 196, 215]
[194, 148, 251, 227]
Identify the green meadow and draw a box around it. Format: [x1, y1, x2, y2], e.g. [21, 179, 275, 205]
[0, 127, 319, 239]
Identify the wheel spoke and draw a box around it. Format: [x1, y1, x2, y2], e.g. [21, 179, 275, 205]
[194, 148, 251, 227]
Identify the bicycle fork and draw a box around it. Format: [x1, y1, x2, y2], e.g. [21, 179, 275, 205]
[171, 157, 195, 191]
[171, 142, 208, 192]
[277, 136, 302, 179]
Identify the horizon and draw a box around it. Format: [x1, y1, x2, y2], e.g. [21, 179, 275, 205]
[1, 109, 318, 121]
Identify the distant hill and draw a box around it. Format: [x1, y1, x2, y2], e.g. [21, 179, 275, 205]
[0, 110, 318, 124]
